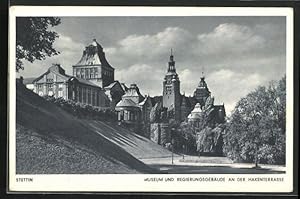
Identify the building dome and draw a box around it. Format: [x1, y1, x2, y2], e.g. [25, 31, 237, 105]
[188, 103, 203, 121]
[188, 113, 201, 119]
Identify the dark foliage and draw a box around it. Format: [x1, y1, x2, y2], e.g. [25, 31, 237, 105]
[177, 121, 197, 154]
[223, 76, 286, 165]
[16, 17, 61, 71]
[43, 96, 117, 121]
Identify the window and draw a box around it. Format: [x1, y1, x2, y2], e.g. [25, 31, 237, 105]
[76, 69, 80, 77]
[37, 84, 43, 90]
[58, 84, 63, 88]
[46, 78, 53, 83]
[87, 88, 91, 104]
[90, 68, 94, 78]
[95, 68, 98, 78]
[85, 69, 89, 79]
[58, 90, 63, 97]
[81, 69, 84, 78]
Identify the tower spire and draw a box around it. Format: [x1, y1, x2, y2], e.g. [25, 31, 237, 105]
[201, 66, 205, 78]
[168, 49, 175, 72]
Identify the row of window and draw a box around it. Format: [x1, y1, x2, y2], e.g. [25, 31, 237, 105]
[74, 67, 113, 79]
[118, 110, 139, 121]
[75, 68, 99, 79]
[38, 90, 63, 97]
[71, 86, 107, 107]
[103, 70, 113, 78]
[36, 83, 63, 90]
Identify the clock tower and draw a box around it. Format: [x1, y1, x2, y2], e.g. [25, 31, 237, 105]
[162, 50, 181, 121]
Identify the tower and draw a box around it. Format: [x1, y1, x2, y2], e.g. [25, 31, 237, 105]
[180, 94, 189, 121]
[162, 50, 181, 121]
[72, 39, 115, 88]
[193, 74, 211, 108]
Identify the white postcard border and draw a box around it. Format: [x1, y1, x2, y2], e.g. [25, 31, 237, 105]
[8, 6, 294, 193]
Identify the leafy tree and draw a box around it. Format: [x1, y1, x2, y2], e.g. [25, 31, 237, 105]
[223, 76, 286, 166]
[196, 124, 225, 155]
[16, 17, 61, 71]
[178, 121, 197, 154]
[149, 102, 161, 123]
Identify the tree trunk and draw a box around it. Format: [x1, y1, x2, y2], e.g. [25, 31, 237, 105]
[254, 144, 259, 168]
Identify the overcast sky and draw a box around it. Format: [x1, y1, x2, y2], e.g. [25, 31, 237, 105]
[18, 16, 286, 114]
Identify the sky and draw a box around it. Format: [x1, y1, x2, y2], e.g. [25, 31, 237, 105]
[18, 16, 286, 114]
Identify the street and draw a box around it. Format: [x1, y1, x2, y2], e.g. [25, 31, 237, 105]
[140, 155, 285, 174]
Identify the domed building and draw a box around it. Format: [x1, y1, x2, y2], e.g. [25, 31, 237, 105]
[187, 103, 203, 127]
[115, 98, 141, 125]
[115, 83, 153, 135]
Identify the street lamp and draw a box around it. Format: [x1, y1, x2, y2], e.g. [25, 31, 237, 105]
[182, 144, 185, 160]
[171, 128, 175, 165]
[171, 138, 175, 165]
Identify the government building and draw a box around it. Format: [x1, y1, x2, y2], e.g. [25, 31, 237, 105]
[161, 51, 226, 124]
[30, 63, 110, 107]
[23, 39, 124, 108]
[22, 39, 225, 137]
[72, 39, 114, 88]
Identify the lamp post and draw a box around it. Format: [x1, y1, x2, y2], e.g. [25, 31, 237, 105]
[171, 128, 175, 165]
[171, 138, 174, 165]
[182, 144, 185, 160]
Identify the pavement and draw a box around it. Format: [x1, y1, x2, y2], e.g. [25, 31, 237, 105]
[139, 155, 286, 174]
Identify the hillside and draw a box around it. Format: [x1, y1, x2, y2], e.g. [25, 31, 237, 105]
[16, 82, 169, 174]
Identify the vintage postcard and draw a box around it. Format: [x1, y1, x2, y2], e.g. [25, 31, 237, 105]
[9, 6, 294, 192]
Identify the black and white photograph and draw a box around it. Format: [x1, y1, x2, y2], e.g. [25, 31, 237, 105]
[9, 6, 294, 192]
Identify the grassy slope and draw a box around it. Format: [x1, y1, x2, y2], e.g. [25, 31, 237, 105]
[16, 83, 159, 174]
[16, 124, 138, 174]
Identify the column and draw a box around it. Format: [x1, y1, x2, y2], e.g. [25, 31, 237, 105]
[43, 84, 47, 96]
[65, 83, 68, 100]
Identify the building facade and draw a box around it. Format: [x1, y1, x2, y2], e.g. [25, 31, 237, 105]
[193, 76, 211, 108]
[115, 83, 152, 136]
[188, 76, 226, 126]
[32, 64, 110, 108]
[159, 51, 226, 124]
[162, 51, 181, 121]
[72, 39, 115, 88]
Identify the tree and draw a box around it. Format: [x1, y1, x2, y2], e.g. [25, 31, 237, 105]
[223, 76, 286, 166]
[196, 124, 225, 156]
[149, 102, 161, 123]
[178, 121, 197, 154]
[16, 17, 61, 71]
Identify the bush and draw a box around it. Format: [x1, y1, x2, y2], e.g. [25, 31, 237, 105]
[43, 96, 117, 121]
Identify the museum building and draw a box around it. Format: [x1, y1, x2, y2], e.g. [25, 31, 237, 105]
[30, 63, 110, 107]
[24, 39, 124, 108]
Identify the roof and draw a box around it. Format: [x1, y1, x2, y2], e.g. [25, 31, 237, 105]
[139, 95, 152, 106]
[69, 77, 100, 88]
[23, 77, 36, 85]
[188, 113, 201, 119]
[33, 64, 70, 83]
[188, 103, 203, 120]
[191, 103, 203, 114]
[74, 39, 114, 70]
[122, 83, 144, 102]
[116, 98, 139, 108]
[104, 81, 118, 89]
[120, 83, 128, 91]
